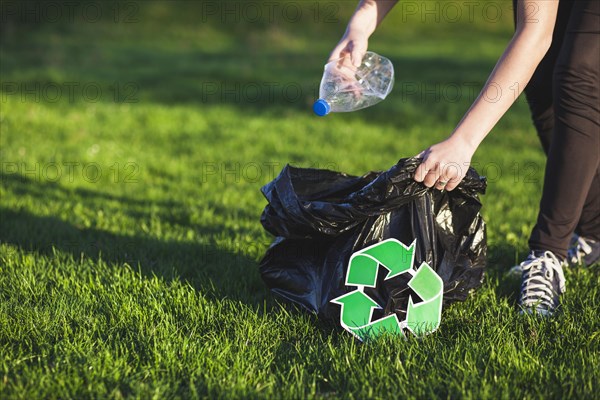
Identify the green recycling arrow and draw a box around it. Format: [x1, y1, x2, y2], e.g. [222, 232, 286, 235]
[406, 262, 443, 336]
[346, 239, 415, 287]
[332, 290, 404, 341]
[331, 290, 380, 328]
[332, 238, 444, 341]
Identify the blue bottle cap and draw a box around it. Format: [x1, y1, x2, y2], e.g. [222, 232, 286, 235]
[313, 99, 331, 116]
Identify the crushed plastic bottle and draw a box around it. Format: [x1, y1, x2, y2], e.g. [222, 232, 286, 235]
[313, 51, 395, 116]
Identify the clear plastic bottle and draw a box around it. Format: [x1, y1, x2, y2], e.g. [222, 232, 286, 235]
[313, 51, 395, 116]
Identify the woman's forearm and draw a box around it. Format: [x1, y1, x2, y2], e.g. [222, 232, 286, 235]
[451, 0, 559, 151]
[346, 0, 399, 37]
[413, 1, 560, 190]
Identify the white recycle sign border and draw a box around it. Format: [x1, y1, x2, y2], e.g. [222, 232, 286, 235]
[332, 238, 444, 341]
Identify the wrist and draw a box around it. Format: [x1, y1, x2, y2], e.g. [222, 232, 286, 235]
[346, 25, 372, 40]
[347, 3, 378, 37]
[448, 131, 479, 156]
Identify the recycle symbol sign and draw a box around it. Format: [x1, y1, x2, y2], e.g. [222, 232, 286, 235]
[331, 238, 443, 341]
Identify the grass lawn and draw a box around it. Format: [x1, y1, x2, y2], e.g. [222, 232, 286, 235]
[1, 1, 598, 398]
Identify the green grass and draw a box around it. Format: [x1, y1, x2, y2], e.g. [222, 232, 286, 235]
[1, 1, 599, 398]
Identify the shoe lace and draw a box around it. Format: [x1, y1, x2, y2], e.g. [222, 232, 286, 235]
[520, 251, 566, 310]
[567, 236, 593, 265]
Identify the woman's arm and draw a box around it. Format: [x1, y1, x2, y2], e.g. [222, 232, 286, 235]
[414, 0, 559, 191]
[328, 0, 398, 66]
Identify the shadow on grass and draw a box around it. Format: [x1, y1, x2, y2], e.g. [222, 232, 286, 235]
[486, 242, 522, 305]
[0, 49, 493, 113]
[0, 10, 495, 126]
[1, 170, 525, 321]
[0, 172, 271, 307]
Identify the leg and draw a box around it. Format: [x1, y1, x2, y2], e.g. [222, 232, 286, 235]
[576, 168, 600, 242]
[514, 0, 573, 154]
[529, 0, 600, 258]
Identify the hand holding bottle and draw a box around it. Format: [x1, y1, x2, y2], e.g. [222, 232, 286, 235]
[328, 30, 369, 68]
[313, 51, 395, 116]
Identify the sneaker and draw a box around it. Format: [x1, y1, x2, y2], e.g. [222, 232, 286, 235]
[518, 250, 566, 316]
[508, 234, 600, 276]
[565, 235, 600, 267]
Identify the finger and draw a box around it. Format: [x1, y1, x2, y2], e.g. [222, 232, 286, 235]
[327, 52, 340, 63]
[414, 160, 431, 182]
[349, 40, 367, 67]
[351, 49, 365, 67]
[435, 180, 448, 191]
[423, 167, 440, 188]
[440, 162, 465, 191]
[435, 163, 455, 191]
[328, 52, 348, 64]
[444, 176, 462, 191]
[328, 44, 350, 63]
[414, 149, 436, 182]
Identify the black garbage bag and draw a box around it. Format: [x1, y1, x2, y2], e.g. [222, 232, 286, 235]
[259, 157, 487, 321]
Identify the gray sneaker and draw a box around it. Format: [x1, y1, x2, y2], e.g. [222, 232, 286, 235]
[508, 235, 599, 277]
[518, 251, 566, 316]
[565, 235, 600, 267]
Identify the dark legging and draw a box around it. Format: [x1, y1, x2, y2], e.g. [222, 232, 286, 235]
[514, 0, 600, 258]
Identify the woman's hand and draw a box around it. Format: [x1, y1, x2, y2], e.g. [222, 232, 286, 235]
[327, 0, 400, 67]
[414, 135, 477, 191]
[328, 30, 369, 67]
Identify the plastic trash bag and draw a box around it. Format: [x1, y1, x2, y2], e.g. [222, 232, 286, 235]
[259, 157, 487, 322]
